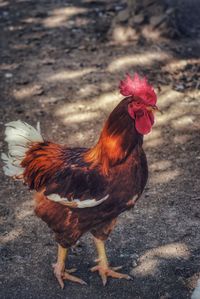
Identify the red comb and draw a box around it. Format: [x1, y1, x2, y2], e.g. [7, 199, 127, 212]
[119, 73, 157, 106]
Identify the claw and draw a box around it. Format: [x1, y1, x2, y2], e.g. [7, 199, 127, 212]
[62, 272, 87, 285]
[91, 264, 132, 285]
[52, 263, 86, 288]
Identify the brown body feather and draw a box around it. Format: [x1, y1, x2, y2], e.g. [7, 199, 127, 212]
[23, 98, 148, 247]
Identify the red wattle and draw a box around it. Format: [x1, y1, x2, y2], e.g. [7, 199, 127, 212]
[135, 111, 154, 135]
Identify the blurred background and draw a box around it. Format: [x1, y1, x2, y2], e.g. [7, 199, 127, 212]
[0, 1, 200, 298]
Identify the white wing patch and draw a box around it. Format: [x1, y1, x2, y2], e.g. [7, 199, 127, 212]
[47, 193, 109, 208]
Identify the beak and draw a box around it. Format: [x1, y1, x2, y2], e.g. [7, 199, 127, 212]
[147, 105, 163, 114]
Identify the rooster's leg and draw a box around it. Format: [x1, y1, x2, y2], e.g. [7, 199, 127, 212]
[52, 244, 87, 288]
[91, 237, 132, 285]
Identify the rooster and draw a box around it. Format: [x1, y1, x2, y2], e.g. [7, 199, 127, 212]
[2, 73, 159, 288]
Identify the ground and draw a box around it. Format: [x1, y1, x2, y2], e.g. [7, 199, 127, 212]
[0, 1, 200, 299]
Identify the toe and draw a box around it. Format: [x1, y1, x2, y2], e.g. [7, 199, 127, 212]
[108, 270, 132, 280]
[100, 272, 107, 286]
[54, 272, 65, 289]
[63, 272, 87, 285]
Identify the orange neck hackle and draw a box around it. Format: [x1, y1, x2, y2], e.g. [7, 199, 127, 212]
[84, 123, 125, 175]
[84, 98, 141, 175]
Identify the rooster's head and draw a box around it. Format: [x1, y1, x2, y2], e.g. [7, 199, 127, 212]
[119, 73, 159, 135]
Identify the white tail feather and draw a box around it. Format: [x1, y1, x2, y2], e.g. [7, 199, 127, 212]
[1, 120, 43, 178]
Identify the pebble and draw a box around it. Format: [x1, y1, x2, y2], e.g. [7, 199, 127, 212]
[4, 73, 13, 79]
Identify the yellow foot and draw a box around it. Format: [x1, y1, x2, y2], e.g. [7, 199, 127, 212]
[91, 264, 132, 286]
[52, 263, 87, 289]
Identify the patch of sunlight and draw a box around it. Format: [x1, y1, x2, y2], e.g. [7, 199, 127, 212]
[158, 88, 183, 109]
[108, 51, 170, 72]
[145, 129, 161, 141]
[151, 169, 180, 184]
[0, 63, 19, 71]
[171, 115, 195, 129]
[0, 228, 22, 244]
[58, 111, 99, 124]
[155, 88, 187, 126]
[64, 129, 93, 146]
[149, 160, 171, 171]
[43, 7, 87, 28]
[55, 90, 120, 124]
[15, 200, 34, 220]
[101, 81, 112, 91]
[22, 17, 39, 24]
[185, 89, 200, 98]
[77, 81, 112, 98]
[173, 134, 190, 144]
[157, 110, 186, 126]
[91, 91, 120, 108]
[78, 84, 97, 97]
[13, 84, 43, 100]
[132, 243, 189, 277]
[145, 129, 163, 147]
[112, 25, 137, 43]
[145, 137, 163, 148]
[47, 68, 96, 82]
[164, 58, 199, 72]
[144, 129, 163, 148]
[0, 1, 8, 8]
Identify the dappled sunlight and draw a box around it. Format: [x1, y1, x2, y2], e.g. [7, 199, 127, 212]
[1, 0, 200, 296]
[63, 128, 93, 145]
[43, 7, 88, 28]
[171, 115, 195, 129]
[21, 17, 39, 25]
[151, 169, 180, 184]
[157, 88, 183, 109]
[145, 129, 163, 148]
[149, 160, 172, 171]
[145, 136, 163, 148]
[13, 84, 43, 100]
[57, 110, 99, 124]
[112, 25, 137, 43]
[0, 199, 34, 244]
[78, 84, 98, 97]
[15, 199, 34, 220]
[0, 227, 23, 244]
[55, 90, 120, 125]
[132, 243, 189, 277]
[88, 90, 120, 108]
[47, 68, 96, 82]
[185, 89, 200, 98]
[173, 134, 190, 144]
[154, 87, 195, 128]
[77, 82, 112, 98]
[0, 1, 8, 8]
[0, 62, 19, 71]
[164, 58, 199, 72]
[108, 51, 170, 72]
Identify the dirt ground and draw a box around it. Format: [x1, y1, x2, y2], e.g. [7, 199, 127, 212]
[0, 1, 200, 298]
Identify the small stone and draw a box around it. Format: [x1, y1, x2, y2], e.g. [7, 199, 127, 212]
[5, 73, 13, 79]
[150, 15, 166, 27]
[132, 260, 138, 267]
[174, 84, 185, 91]
[134, 14, 145, 24]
